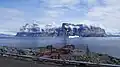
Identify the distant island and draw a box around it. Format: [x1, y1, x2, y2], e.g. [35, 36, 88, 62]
[0, 34, 14, 37]
[15, 22, 107, 37]
[0, 22, 120, 37]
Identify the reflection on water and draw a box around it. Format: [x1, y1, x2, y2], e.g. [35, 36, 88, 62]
[0, 37, 120, 58]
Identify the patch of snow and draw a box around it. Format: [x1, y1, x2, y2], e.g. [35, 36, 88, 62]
[0, 31, 16, 35]
[69, 36, 79, 38]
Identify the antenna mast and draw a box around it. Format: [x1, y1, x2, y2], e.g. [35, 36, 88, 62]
[62, 23, 67, 45]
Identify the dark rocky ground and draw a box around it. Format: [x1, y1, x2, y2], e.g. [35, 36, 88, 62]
[0, 56, 64, 67]
[0, 56, 94, 67]
[0, 56, 111, 67]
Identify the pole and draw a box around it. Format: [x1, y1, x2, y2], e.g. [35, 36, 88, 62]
[62, 23, 67, 45]
[64, 30, 67, 45]
[86, 44, 90, 56]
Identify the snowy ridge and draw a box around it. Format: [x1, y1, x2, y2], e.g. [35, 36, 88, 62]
[16, 22, 106, 37]
[0, 22, 119, 37]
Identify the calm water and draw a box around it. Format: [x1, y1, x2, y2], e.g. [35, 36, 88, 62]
[0, 37, 120, 58]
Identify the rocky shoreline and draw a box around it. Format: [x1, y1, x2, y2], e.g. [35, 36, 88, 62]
[0, 45, 120, 67]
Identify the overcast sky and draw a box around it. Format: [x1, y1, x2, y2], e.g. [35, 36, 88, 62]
[0, 0, 120, 33]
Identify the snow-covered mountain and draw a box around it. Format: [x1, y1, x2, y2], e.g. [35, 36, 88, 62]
[0, 34, 14, 37]
[0, 30, 16, 37]
[16, 23, 107, 37]
[105, 29, 120, 37]
[1, 22, 120, 37]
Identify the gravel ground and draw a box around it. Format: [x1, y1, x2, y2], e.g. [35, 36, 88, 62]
[0, 56, 66, 67]
[0, 56, 102, 67]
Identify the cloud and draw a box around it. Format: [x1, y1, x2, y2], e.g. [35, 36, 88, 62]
[37, 0, 88, 24]
[37, 0, 106, 23]
[42, 0, 80, 7]
[86, 0, 120, 32]
[0, 8, 26, 32]
[1, 0, 120, 33]
[45, 10, 65, 18]
[103, 0, 120, 6]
